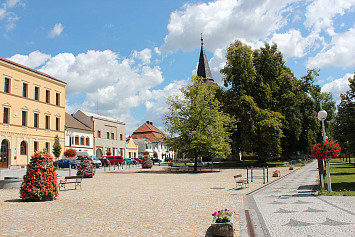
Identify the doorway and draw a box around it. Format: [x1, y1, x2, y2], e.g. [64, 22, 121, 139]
[0, 139, 9, 168]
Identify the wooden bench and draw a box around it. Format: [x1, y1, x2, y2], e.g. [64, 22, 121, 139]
[59, 175, 83, 190]
[234, 174, 249, 189]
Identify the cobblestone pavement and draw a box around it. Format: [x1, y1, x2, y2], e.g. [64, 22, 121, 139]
[0, 165, 294, 237]
[245, 161, 355, 237]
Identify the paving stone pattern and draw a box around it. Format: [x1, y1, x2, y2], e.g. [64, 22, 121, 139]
[247, 161, 355, 237]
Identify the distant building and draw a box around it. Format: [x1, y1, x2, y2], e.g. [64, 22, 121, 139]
[72, 110, 126, 158]
[126, 137, 138, 159]
[0, 57, 66, 168]
[131, 121, 174, 161]
[197, 35, 214, 84]
[65, 113, 94, 155]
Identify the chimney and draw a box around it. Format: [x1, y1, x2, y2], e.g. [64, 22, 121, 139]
[146, 121, 149, 124]
[150, 122, 153, 125]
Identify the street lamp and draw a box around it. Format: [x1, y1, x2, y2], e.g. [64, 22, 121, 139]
[318, 102, 332, 192]
[66, 130, 73, 176]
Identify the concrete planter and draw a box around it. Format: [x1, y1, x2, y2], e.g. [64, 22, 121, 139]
[211, 215, 233, 237]
[0, 177, 22, 189]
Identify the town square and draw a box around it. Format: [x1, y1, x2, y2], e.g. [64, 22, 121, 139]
[1, 0, 354, 236]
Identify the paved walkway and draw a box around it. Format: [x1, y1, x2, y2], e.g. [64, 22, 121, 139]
[243, 161, 355, 237]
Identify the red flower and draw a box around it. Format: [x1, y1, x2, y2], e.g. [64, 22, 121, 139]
[311, 140, 341, 160]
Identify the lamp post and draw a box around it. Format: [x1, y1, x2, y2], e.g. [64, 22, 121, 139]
[317, 102, 332, 192]
[66, 130, 73, 176]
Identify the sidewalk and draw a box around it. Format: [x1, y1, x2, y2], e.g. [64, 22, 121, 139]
[243, 160, 355, 237]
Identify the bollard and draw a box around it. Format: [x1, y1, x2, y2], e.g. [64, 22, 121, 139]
[246, 166, 249, 183]
[263, 166, 265, 184]
[267, 166, 269, 183]
[251, 166, 253, 182]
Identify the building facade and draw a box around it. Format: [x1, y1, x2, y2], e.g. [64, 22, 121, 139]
[126, 137, 138, 159]
[131, 121, 174, 161]
[73, 110, 126, 158]
[65, 113, 94, 156]
[0, 57, 66, 168]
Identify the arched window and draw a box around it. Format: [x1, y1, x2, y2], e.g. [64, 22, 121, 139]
[20, 141, 27, 155]
[75, 136, 79, 145]
[80, 136, 85, 145]
[86, 137, 90, 146]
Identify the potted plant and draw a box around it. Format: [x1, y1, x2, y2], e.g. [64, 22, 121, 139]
[272, 170, 281, 177]
[20, 151, 59, 201]
[106, 150, 112, 156]
[77, 156, 95, 178]
[142, 151, 153, 168]
[211, 209, 233, 237]
[64, 148, 77, 158]
[311, 140, 341, 160]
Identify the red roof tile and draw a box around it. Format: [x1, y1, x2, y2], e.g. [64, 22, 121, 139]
[131, 121, 165, 142]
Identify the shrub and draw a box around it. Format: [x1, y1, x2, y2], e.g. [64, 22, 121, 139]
[20, 151, 58, 201]
[77, 155, 95, 178]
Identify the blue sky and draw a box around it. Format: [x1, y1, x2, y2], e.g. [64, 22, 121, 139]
[1, 0, 354, 135]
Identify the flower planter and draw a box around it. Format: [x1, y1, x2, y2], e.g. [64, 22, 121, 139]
[211, 215, 234, 237]
[272, 173, 280, 177]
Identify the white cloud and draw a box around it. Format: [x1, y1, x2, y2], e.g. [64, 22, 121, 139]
[305, 0, 355, 33]
[7, 51, 51, 68]
[307, 25, 355, 69]
[132, 48, 152, 65]
[322, 73, 353, 104]
[16, 49, 184, 134]
[162, 0, 296, 53]
[0, 0, 24, 31]
[270, 30, 322, 58]
[49, 23, 64, 38]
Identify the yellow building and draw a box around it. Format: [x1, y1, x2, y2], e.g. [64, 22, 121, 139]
[126, 137, 138, 159]
[0, 57, 66, 168]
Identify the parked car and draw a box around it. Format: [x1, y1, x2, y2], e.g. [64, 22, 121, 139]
[103, 156, 124, 165]
[123, 158, 133, 164]
[89, 155, 102, 168]
[53, 159, 79, 169]
[99, 157, 110, 167]
[133, 158, 142, 164]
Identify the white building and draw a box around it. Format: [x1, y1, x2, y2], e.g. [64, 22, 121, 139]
[65, 113, 94, 155]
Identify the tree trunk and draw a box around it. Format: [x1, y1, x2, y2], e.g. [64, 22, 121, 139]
[194, 155, 198, 172]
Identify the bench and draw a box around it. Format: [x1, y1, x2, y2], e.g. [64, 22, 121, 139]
[234, 174, 249, 189]
[59, 175, 83, 190]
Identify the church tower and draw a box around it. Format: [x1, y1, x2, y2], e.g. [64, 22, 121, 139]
[197, 34, 214, 84]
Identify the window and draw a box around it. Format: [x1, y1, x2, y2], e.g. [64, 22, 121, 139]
[75, 136, 79, 145]
[86, 137, 90, 146]
[22, 111, 27, 126]
[111, 133, 114, 140]
[3, 107, 9, 124]
[34, 141, 38, 152]
[45, 142, 50, 152]
[120, 134, 123, 140]
[22, 83, 28, 97]
[20, 141, 27, 155]
[80, 136, 84, 145]
[56, 92, 60, 106]
[4, 78, 10, 93]
[45, 115, 50, 129]
[34, 113, 39, 128]
[97, 131, 101, 138]
[55, 117, 60, 131]
[107, 132, 110, 139]
[34, 86, 39, 100]
[45, 90, 50, 103]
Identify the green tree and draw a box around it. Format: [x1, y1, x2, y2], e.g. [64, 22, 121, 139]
[163, 76, 233, 171]
[334, 74, 355, 153]
[220, 41, 321, 160]
[52, 135, 62, 160]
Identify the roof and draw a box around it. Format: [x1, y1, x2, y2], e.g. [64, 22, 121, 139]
[81, 111, 124, 124]
[65, 113, 92, 131]
[197, 37, 214, 83]
[131, 121, 165, 143]
[0, 56, 66, 85]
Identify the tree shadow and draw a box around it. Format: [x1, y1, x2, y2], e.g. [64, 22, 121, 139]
[331, 182, 355, 191]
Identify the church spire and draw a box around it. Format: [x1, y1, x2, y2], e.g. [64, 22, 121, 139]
[197, 34, 214, 83]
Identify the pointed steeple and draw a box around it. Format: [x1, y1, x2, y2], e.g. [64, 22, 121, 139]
[197, 34, 214, 83]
